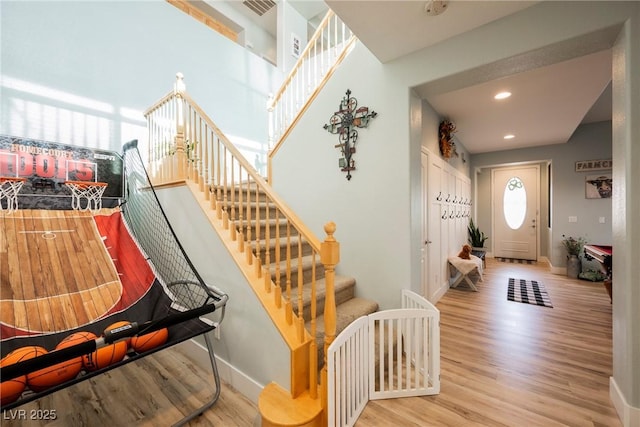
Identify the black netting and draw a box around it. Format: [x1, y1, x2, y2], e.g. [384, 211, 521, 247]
[0, 140, 227, 412]
[121, 140, 224, 312]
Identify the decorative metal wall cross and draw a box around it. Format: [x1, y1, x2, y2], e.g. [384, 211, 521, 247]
[323, 89, 377, 180]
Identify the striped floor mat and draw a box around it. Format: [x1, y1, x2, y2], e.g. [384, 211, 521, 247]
[496, 257, 536, 264]
[508, 278, 553, 308]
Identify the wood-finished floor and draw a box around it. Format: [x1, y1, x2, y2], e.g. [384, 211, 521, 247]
[1, 341, 260, 427]
[2, 258, 617, 426]
[357, 258, 618, 426]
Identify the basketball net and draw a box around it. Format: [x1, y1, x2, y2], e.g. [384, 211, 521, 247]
[65, 181, 108, 212]
[0, 177, 26, 215]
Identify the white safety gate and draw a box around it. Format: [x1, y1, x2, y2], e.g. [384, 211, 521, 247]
[327, 290, 440, 427]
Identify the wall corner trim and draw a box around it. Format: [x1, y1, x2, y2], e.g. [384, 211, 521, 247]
[610, 376, 640, 427]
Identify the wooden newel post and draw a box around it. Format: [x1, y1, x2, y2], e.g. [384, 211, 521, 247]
[320, 222, 339, 419]
[174, 72, 187, 180]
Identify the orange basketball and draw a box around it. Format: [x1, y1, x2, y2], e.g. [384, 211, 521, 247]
[0, 347, 36, 405]
[25, 332, 94, 393]
[131, 328, 169, 353]
[105, 321, 133, 346]
[57, 331, 97, 348]
[82, 341, 128, 371]
[2, 346, 48, 394]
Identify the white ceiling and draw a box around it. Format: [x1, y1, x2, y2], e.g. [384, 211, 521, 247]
[230, 0, 615, 154]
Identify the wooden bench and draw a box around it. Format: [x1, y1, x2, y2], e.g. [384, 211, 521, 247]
[447, 255, 484, 291]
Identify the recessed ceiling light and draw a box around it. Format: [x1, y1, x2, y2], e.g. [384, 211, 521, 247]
[504, 134, 515, 140]
[494, 91, 512, 100]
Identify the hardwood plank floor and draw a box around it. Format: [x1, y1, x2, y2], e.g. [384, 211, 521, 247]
[2, 258, 617, 426]
[357, 258, 618, 426]
[1, 341, 260, 427]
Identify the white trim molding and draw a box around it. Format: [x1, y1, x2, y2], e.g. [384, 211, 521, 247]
[610, 376, 640, 427]
[176, 338, 264, 405]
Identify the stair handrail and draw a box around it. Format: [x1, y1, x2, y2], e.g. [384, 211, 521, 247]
[144, 78, 321, 251]
[266, 10, 357, 182]
[145, 74, 340, 401]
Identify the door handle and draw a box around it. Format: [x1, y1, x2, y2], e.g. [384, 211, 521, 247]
[425, 240, 432, 244]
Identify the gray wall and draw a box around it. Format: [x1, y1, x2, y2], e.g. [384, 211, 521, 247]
[471, 121, 612, 268]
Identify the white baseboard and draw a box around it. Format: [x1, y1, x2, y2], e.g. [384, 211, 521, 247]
[430, 280, 450, 304]
[610, 376, 640, 426]
[176, 338, 264, 405]
[548, 261, 567, 275]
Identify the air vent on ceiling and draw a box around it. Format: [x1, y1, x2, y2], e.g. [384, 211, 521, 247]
[243, 0, 276, 17]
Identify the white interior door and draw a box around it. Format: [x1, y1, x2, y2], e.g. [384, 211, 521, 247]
[421, 152, 429, 298]
[492, 166, 539, 260]
[422, 151, 442, 301]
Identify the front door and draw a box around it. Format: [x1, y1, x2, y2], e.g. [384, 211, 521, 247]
[492, 166, 539, 261]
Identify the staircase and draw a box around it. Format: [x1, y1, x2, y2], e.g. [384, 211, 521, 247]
[143, 11, 366, 426]
[215, 181, 379, 369]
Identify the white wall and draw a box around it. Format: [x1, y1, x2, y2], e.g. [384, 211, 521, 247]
[0, 1, 280, 157]
[155, 185, 289, 400]
[271, 43, 413, 311]
[278, 0, 310, 73]
[202, 0, 278, 65]
[421, 100, 471, 177]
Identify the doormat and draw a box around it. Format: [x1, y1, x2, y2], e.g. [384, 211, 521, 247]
[496, 257, 535, 264]
[508, 278, 553, 308]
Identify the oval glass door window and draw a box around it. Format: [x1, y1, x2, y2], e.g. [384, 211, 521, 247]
[503, 177, 526, 229]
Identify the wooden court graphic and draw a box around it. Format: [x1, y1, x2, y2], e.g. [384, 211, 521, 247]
[1, 209, 122, 334]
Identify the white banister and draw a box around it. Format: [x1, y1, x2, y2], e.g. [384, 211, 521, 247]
[267, 10, 357, 182]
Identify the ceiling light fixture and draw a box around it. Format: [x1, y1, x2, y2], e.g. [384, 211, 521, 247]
[504, 134, 515, 140]
[424, 1, 449, 16]
[494, 91, 512, 100]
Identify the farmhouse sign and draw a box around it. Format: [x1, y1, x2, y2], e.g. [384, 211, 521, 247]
[575, 159, 612, 172]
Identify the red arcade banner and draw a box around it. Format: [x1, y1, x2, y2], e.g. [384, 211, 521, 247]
[0, 135, 123, 203]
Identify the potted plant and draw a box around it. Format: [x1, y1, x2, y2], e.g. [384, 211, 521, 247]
[562, 234, 587, 279]
[468, 218, 488, 249]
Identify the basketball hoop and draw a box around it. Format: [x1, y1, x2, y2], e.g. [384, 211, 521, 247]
[0, 177, 26, 215]
[65, 181, 108, 212]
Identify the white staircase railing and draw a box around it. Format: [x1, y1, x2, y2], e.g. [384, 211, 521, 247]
[267, 10, 357, 180]
[327, 290, 440, 426]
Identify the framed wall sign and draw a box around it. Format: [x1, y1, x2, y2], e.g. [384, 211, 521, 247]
[575, 159, 612, 172]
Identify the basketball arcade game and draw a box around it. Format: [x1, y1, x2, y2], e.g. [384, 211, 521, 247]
[0, 136, 228, 425]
